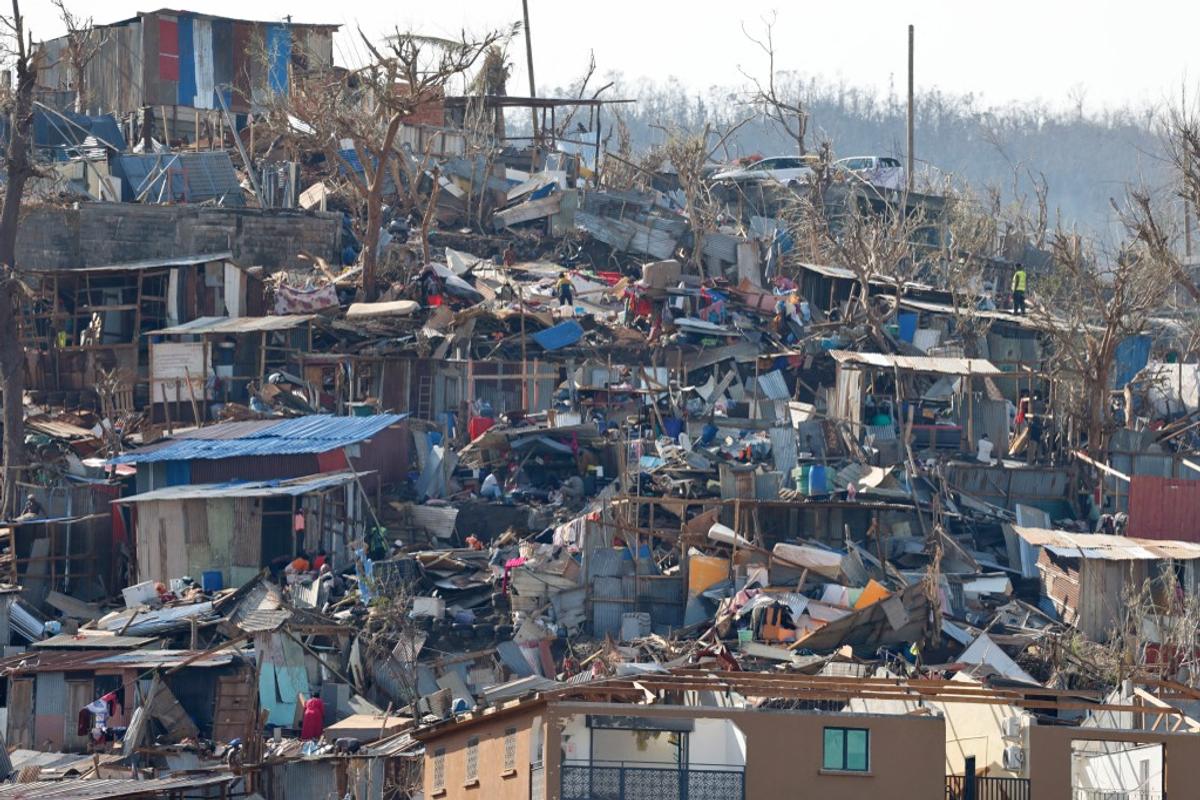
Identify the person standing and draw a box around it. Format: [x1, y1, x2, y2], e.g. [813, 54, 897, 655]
[1011, 264, 1028, 315]
[555, 272, 575, 307]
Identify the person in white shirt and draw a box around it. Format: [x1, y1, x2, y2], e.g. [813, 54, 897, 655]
[976, 433, 994, 464]
[480, 471, 502, 500]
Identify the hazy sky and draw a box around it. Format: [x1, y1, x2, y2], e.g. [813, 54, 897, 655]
[22, 0, 1200, 112]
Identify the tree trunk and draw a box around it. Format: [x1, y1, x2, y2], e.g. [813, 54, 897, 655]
[362, 187, 384, 301]
[0, 0, 34, 517]
[359, 114, 404, 302]
[1087, 353, 1113, 457]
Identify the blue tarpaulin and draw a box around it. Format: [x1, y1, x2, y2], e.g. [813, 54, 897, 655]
[1114, 335, 1153, 388]
[532, 320, 584, 350]
[266, 25, 291, 95]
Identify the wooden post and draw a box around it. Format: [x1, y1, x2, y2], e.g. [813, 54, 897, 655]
[521, 0, 538, 141]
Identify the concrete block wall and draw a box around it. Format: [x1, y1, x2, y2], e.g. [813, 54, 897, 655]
[17, 203, 342, 270]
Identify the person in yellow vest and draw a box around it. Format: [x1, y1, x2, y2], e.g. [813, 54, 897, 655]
[554, 272, 575, 307]
[1011, 264, 1027, 315]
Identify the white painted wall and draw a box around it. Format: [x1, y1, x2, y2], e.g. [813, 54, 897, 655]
[558, 713, 746, 768]
[1074, 742, 1163, 795]
[688, 718, 746, 768]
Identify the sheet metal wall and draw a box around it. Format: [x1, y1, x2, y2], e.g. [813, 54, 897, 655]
[946, 463, 1073, 514]
[39, 13, 333, 115]
[1128, 476, 1200, 542]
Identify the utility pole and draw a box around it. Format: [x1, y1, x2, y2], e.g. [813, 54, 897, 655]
[906, 23, 915, 193]
[521, 0, 539, 142]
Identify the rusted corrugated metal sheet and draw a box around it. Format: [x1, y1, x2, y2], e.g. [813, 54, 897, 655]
[1128, 476, 1200, 542]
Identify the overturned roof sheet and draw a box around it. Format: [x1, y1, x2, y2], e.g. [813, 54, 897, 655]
[109, 413, 405, 464]
[829, 350, 1003, 376]
[0, 646, 234, 673]
[1010, 526, 1200, 561]
[114, 470, 365, 503]
[147, 314, 315, 336]
[896, 297, 1066, 331]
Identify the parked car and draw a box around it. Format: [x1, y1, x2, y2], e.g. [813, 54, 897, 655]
[711, 156, 814, 189]
[833, 156, 905, 190]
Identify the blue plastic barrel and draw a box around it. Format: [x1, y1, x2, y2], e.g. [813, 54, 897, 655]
[202, 570, 224, 593]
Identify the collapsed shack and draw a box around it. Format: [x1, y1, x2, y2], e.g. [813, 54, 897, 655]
[0, 646, 251, 752]
[146, 314, 317, 425]
[828, 350, 1008, 460]
[114, 471, 374, 587]
[18, 253, 259, 408]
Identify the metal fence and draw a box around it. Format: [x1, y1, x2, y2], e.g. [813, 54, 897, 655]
[946, 775, 1032, 800]
[561, 761, 745, 800]
[1072, 791, 1163, 800]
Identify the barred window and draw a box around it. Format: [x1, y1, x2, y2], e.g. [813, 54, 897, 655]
[466, 737, 480, 782]
[432, 748, 446, 791]
[504, 727, 518, 772]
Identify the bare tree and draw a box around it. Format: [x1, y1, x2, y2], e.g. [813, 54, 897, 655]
[659, 120, 748, 278]
[741, 13, 807, 156]
[1043, 223, 1175, 454]
[796, 181, 930, 350]
[0, 0, 37, 517]
[266, 26, 514, 300]
[50, 0, 107, 113]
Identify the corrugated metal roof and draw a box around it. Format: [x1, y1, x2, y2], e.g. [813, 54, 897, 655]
[0, 646, 236, 674]
[148, 314, 315, 336]
[898, 297, 1067, 331]
[110, 413, 405, 464]
[24, 252, 234, 275]
[1011, 526, 1200, 561]
[756, 370, 790, 401]
[33, 633, 158, 649]
[114, 470, 365, 503]
[113, 151, 244, 205]
[829, 350, 1003, 376]
[0, 773, 238, 799]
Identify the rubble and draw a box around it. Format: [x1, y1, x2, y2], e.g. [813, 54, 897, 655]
[0, 7, 1197, 800]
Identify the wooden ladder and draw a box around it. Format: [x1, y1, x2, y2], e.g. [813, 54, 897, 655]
[0, 526, 17, 587]
[417, 374, 434, 419]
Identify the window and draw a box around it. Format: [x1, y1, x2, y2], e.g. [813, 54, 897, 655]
[504, 727, 518, 772]
[432, 748, 446, 792]
[823, 727, 869, 772]
[465, 737, 480, 782]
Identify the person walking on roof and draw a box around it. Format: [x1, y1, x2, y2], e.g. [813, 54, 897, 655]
[1011, 264, 1027, 315]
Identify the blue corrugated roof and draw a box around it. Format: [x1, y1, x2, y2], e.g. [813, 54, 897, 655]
[109, 413, 406, 464]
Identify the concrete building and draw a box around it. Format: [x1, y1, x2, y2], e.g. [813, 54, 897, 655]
[415, 670, 1200, 800]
